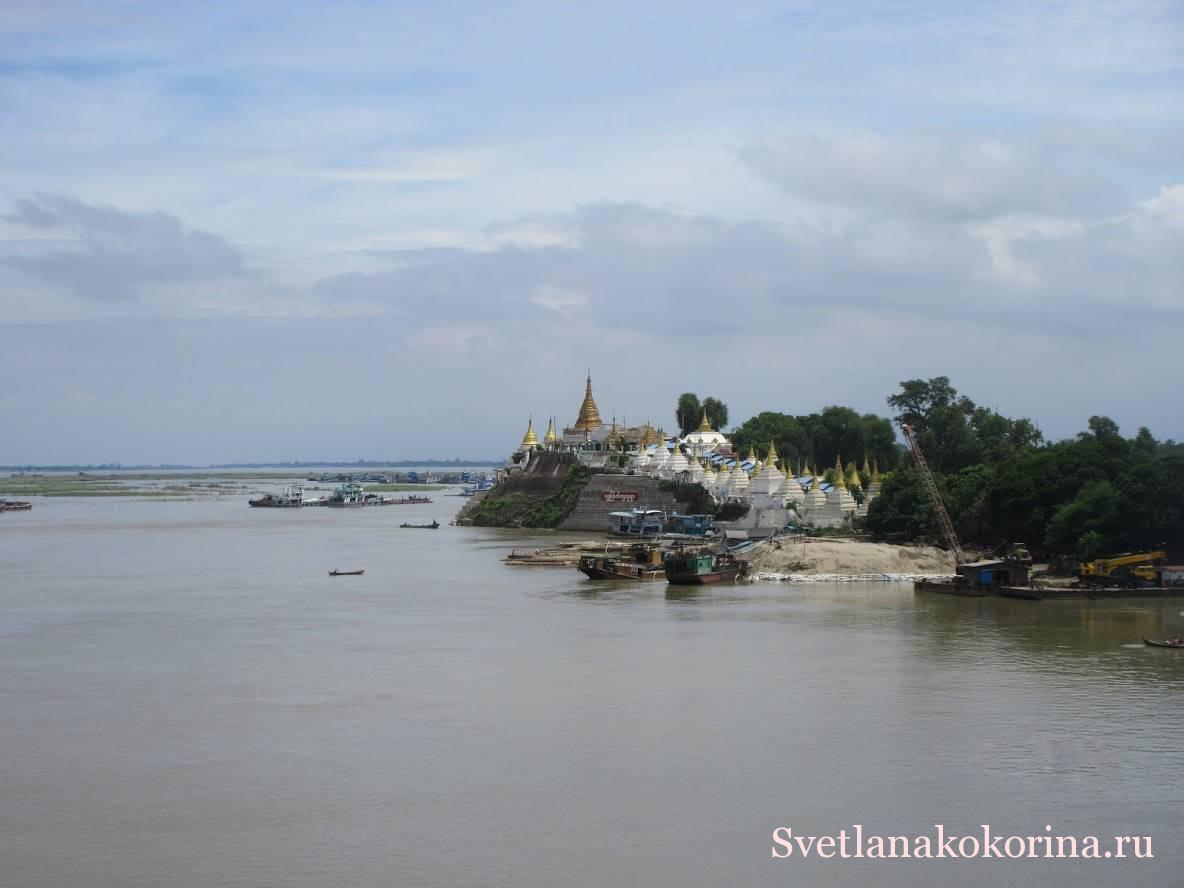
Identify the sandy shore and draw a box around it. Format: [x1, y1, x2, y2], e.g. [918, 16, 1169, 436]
[746, 537, 954, 578]
[503, 536, 957, 577]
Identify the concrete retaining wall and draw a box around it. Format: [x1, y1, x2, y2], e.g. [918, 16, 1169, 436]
[558, 474, 683, 532]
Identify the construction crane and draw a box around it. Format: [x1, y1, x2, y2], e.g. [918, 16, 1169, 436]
[901, 424, 964, 566]
[1079, 551, 1167, 587]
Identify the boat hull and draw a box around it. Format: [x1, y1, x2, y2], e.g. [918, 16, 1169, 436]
[578, 556, 665, 581]
[1143, 638, 1184, 649]
[913, 578, 989, 596]
[664, 567, 744, 585]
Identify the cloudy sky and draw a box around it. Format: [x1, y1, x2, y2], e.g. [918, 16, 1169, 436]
[1, 1, 1181, 464]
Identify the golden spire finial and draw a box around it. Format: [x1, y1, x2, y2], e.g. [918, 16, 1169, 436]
[521, 416, 539, 448]
[862, 455, 871, 475]
[543, 416, 557, 444]
[872, 459, 881, 484]
[697, 409, 713, 432]
[847, 464, 861, 489]
[834, 455, 846, 489]
[574, 371, 602, 432]
[767, 439, 779, 466]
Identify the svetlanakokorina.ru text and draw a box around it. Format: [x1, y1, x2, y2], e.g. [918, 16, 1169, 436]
[771, 826, 1152, 860]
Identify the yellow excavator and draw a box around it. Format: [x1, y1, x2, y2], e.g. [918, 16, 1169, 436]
[1079, 551, 1167, 587]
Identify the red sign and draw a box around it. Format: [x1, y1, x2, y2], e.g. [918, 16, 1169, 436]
[600, 490, 641, 503]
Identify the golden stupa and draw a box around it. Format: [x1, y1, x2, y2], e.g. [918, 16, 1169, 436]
[521, 417, 539, 449]
[573, 372, 602, 433]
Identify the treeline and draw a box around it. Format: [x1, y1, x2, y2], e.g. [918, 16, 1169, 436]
[728, 408, 900, 474]
[864, 378, 1184, 559]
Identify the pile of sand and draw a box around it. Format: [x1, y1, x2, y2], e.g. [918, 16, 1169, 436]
[746, 538, 954, 577]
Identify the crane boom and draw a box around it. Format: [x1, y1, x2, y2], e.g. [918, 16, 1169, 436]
[901, 424, 964, 566]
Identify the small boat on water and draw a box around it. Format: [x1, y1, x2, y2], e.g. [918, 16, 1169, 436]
[400, 520, 439, 529]
[0, 500, 33, 512]
[1143, 637, 1184, 648]
[663, 546, 747, 585]
[329, 569, 365, 576]
[578, 544, 666, 581]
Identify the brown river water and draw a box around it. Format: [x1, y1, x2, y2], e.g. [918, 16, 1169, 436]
[2, 494, 1182, 887]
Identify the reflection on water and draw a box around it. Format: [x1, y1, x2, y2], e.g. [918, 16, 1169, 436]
[2, 497, 1182, 888]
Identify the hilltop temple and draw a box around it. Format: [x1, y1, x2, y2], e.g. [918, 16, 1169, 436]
[511, 375, 881, 530]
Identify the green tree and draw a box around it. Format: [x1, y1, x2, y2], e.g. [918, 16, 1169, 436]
[676, 393, 701, 436]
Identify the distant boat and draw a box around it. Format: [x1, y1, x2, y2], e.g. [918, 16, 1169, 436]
[249, 485, 306, 508]
[0, 500, 33, 512]
[399, 520, 439, 529]
[1143, 637, 1184, 649]
[326, 482, 432, 506]
[329, 569, 365, 576]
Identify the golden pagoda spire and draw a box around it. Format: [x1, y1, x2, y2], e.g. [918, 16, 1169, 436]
[847, 464, 861, 489]
[574, 370, 602, 432]
[862, 455, 871, 475]
[834, 455, 846, 488]
[543, 416, 557, 445]
[696, 409, 713, 432]
[521, 417, 539, 449]
[872, 460, 882, 485]
[767, 439, 779, 467]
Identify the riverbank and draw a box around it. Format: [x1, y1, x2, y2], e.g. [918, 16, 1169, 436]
[746, 537, 954, 577]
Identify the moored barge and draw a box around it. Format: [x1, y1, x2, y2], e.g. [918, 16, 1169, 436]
[663, 547, 747, 585]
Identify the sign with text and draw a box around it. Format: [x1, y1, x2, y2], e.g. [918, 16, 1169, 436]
[600, 490, 641, 503]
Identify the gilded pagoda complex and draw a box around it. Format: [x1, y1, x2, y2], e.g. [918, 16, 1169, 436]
[508, 372, 882, 531]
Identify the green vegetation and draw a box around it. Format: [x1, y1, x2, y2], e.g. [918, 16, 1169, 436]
[676, 393, 728, 435]
[729, 407, 898, 473]
[866, 378, 1184, 559]
[0, 475, 206, 498]
[467, 466, 592, 528]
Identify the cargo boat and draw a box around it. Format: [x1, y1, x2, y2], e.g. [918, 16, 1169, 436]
[578, 544, 666, 581]
[326, 483, 432, 507]
[663, 547, 746, 585]
[248, 485, 306, 507]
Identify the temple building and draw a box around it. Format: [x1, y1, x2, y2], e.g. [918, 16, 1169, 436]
[680, 410, 731, 453]
[562, 372, 603, 438]
[509, 376, 891, 532]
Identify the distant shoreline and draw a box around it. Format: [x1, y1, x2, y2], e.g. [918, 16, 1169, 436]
[1, 459, 500, 472]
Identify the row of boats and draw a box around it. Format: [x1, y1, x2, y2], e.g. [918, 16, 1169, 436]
[578, 542, 747, 585]
[249, 483, 432, 508]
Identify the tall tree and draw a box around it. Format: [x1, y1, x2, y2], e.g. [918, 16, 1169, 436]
[676, 393, 702, 436]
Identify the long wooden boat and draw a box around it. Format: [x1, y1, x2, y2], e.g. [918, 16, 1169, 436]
[663, 547, 746, 585]
[329, 569, 365, 576]
[1143, 637, 1184, 649]
[1, 500, 33, 511]
[578, 545, 666, 581]
[400, 521, 439, 529]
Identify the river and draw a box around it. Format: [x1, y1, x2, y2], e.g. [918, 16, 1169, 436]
[2, 494, 1181, 887]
